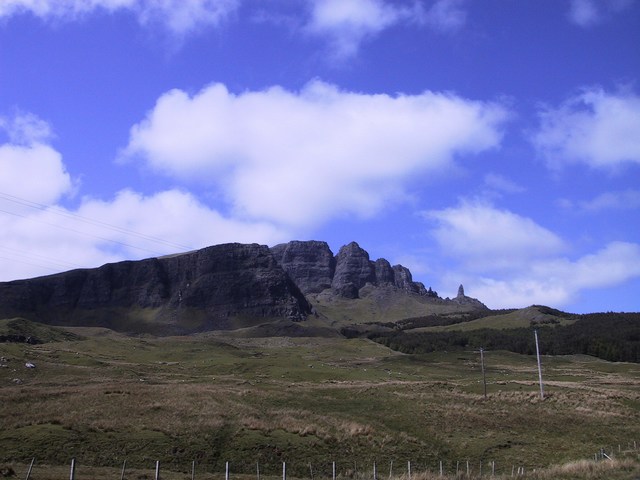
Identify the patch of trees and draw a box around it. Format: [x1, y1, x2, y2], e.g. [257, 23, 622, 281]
[0, 334, 41, 344]
[369, 312, 640, 363]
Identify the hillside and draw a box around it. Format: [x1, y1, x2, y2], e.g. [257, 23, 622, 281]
[1, 321, 639, 479]
[1, 242, 639, 479]
[0, 241, 485, 335]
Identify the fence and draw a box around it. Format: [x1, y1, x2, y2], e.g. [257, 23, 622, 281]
[16, 441, 639, 480]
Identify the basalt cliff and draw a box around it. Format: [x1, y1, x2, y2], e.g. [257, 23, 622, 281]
[0, 241, 485, 335]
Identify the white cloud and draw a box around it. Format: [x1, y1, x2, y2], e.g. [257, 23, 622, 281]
[0, 113, 289, 282]
[567, 0, 633, 27]
[306, 0, 408, 58]
[0, 113, 72, 205]
[0, 0, 239, 35]
[0, 188, 290, 282]
[471, 241, 640, 308]
[305, 0, 467, 59]
[122, 80, 508, 228]
[426, 201, 565, 269]
[76, 189, 288, 254]
[425, 201, 640, 308]
[532, 87, 640, 170]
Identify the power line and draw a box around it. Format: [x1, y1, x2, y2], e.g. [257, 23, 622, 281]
[0, 191, 195, 252]
[0, 206, 168, 257]
[0, 254, 61, 275]
[0, 245, 85, 270]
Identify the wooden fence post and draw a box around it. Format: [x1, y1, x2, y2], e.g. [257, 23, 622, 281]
[226, 462, 230, 480]
[439, 460, 443, 477]
[332, 461, 336, 480]
[407, 461, 411, 480]
[25, 458, 35, 480]
[283, 462, 286, 480]
[69, 458, 76, 480]
[155, 461, 160, 480]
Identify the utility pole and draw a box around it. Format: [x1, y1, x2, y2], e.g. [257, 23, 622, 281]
[534, 329, 544, 400]
[480, 347, 487, 398]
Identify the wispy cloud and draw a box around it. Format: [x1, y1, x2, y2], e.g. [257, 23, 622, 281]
[567, 0, 634, 27]
[0, 0, 240, 35]
[561, 189, 640, 213]
[121, 80, 507, 228]
[483, 173, 526, 195]
[305, 0, 410, 59]
[419, 0, 467, 32]
[305, 0, 467, 59]
[531, 87, 640, 170]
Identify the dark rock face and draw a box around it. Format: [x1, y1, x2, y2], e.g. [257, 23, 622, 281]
[0, 240, 473, 335]
[273, 240, 438, 299]
[452, 284, 487, 309]
[270, 241, 335, 295]
[332, 242, 377, 297]
[0, 243, 312, 334]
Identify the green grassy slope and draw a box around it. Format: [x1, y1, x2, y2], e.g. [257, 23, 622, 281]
[1, 321, 639, 478]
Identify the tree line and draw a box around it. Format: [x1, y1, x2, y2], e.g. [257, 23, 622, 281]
[366, 312, 640, 363]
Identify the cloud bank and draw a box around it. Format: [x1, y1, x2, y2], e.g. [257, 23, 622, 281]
[0, 113, 288, 281]
[426, 201, 640, 308]
[122, 80, 507, 228]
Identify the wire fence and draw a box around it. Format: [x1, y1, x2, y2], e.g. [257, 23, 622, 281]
[10, 441, 638, 480]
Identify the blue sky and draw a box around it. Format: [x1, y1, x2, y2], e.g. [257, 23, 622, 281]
[1, 0, 639, 312]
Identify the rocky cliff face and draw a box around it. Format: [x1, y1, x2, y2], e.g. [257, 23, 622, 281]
[0, 243, 312, 334]
[0, 241, 480, 335]
[272, 240, 437, 299]
[270, 241, 335, 294]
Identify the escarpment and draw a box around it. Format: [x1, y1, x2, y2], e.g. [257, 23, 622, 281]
[0, 241, 485, 335]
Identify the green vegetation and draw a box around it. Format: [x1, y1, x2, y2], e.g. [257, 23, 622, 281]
[1, 318, 639, 480]
[369, 311, 640, 363]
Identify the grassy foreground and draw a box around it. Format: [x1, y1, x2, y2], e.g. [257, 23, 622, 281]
[1, 324, 639, 479]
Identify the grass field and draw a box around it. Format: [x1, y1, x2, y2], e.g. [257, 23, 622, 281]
[1, 321, 639, 479]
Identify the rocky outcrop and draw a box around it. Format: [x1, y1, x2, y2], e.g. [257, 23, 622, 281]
[270, 241, 335, 295]
[0, 241, 482, 335]
[451, 284, 488, 309]
[272, 240, 438, 300]
[331, 242, 377, 298]
[0, 243, 312, 334]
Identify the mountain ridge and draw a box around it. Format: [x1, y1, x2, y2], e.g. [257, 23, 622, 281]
[0, 240, 486, 335]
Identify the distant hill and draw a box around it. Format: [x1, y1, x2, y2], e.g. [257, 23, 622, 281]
[2, 241, 636, 364]
[361, 306, 640, 363]
[0, 241, 485, 335]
